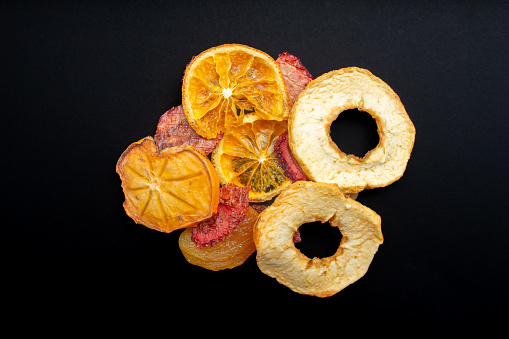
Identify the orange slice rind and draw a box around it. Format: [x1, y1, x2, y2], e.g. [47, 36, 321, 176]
[116, 137, 220, 233]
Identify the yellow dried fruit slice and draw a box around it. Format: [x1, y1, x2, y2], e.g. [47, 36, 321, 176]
[178, 206, 258, 271]
[289, 67, 415, 193]
[116, 137, 220, 233]
[253, 181, 383, 297]
[182, 44, 291, 139]
[211, 119, 292, 202]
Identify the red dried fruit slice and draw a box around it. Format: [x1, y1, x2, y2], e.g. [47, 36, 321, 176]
[250, 204, 267, 214]
[154, 105, 223, 155]
[276, 52, 313, 104]
[191, 183, 250, 248]
[293, 230, 302, 244]
[274, 131, 308, 182]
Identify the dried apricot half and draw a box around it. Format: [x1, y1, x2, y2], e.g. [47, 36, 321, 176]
[182, 44, 291, 139]
[116, 137, 220, 233]
[179, 206, 258, 271]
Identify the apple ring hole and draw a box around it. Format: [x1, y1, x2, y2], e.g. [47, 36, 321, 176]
[294, 221, 342, 259]
[329, 108, 380, 159]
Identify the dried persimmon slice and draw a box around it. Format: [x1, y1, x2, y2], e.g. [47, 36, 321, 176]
[116, 137, 220, 233]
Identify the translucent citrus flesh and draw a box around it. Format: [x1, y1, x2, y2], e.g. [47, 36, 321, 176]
[183, 44, 290, 138]
[116, 137, 220, 233]
[178, 206, 258, 271]
[212, 120, 291, 202]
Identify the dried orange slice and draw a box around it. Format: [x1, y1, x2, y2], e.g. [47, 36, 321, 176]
[116, 137, 220, 233]
[182, 44, 291, 139]
[178, 206, 258, 271]
[211, 119, 292, 202]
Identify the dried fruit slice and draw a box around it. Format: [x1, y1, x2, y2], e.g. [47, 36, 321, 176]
[154, 105, 223, 155]
[211, 119, 292, 202]
[250, 204, 267, 214]
[116, 137, 220, 233]
[276, 52, 313, 104]
[182, 44, 291, 138]
[191, 183, 250, 248]
[274, 131, 308, 182]
[289, 67, 415, 193]
[254, 181, 383, 297]
[179, 206, 259, 271]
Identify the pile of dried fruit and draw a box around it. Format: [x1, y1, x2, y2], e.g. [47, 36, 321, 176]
[116, 44, 415, 297]
[117, 44, 312, 270]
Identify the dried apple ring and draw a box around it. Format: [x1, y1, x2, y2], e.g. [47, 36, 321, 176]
[116, 137, 220, 233]
[253, 181, 383, 297]
[289, 67, 415, 193]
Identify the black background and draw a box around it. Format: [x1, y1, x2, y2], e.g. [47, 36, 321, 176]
[2, 0, 508, 333]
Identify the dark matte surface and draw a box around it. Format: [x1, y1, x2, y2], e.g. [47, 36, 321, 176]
[2, 1, 508, 332]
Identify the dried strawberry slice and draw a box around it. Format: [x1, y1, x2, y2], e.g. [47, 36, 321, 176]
[293, 230, 302, 244]
[191, 184, 250, 248]
[274, 131, 308, 182]
[250, 204, 267, 214]
[154, 105, 223, 155]
[276, 52, 313, 104]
